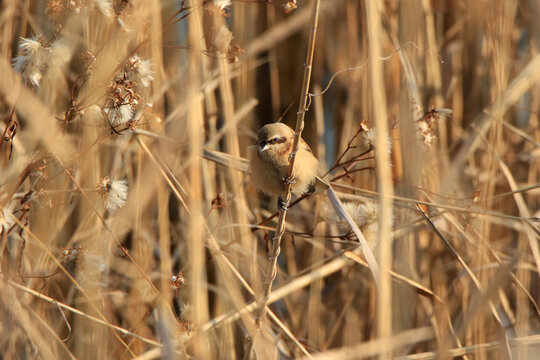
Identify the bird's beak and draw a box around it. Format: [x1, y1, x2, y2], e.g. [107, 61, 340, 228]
[258, 142, 269, 153]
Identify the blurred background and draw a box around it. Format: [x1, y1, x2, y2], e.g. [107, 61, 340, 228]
[0, 0, 539, 359]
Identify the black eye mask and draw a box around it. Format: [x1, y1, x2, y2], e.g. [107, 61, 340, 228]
[258, 136, 287, 153]
[263, 136, 286, 145]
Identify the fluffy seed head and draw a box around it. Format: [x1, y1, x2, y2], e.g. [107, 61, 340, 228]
[99, 177, 128, 212]
[61, 246, 84, 273]
[105, 104, 134, 126]
[416, 108, 452, 148]
[323, 200, 393, 252]
[171, 273, 186, 290]
[13, 36, 49, 87]
[283, 1, 297, 13]
[214, 0, 231, 11]
[126, 55, 154, 88]
[93, 0, 113, 17]
[214, 25, 233, 53]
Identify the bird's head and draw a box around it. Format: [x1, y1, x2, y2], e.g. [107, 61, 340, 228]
[256, 123, 294, 156]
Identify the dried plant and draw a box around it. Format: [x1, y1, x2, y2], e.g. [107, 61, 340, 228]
[0, 0, 538, 359]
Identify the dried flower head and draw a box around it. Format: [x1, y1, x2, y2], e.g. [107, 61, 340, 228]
[356, 201, 392, 251]
[411, 100, 424, 120]
[125, 55, 154, 88]
[214, 25, 233, 53]
[104, 102, 134, 127]
[103, 55, 153, 129]
[13, 36, 49, 87]
[212, 25, 243, 63]
[422, 132, 435, 147]
[66, 0, 82, 13]
[283, 1, 297, 13]
[93, 0, 113, 17]
[214, 0, 231, 12]
[171, 273, 186, 290]
[322, 201, 360, 232]
[62, 246, 106, 288]
[355, 201, 379, 228]
[417, 107, 452, 148]
[99, 177, 128, 212]
[360, 119, 369, 133]
[226, 42, 244, 64]
[211, 193, 231, 209]
[179, 303, 193, 334]
[0, 208, 14, 235]
[46, 0, 65, 15]
[61, 246, 84, 273]
[104, 81, 137, 127]
[323, 200, 393, 252]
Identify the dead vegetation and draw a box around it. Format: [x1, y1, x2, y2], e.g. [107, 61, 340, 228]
[0, 0, 539, 359]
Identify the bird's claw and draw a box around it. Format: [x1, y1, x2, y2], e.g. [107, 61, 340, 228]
[277, 197, 289, 211]
[283, 175, 296, 185]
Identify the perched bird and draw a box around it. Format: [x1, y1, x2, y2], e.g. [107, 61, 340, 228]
[247, 123, 319, 210]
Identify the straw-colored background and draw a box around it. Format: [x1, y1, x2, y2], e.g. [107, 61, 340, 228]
[0, 0, 539, 359]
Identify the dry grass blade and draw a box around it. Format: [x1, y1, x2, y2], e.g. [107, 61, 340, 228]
[325, 182, 380, 282]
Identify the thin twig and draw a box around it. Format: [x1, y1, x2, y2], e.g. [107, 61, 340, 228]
[243, 1, 321, 359]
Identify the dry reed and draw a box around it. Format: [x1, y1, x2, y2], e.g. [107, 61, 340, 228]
[0, 0, 539, 359]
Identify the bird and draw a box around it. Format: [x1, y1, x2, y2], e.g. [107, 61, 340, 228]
[247, 123, 319, 210]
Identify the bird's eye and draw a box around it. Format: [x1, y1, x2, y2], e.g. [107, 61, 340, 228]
[271, 137, 279, 143]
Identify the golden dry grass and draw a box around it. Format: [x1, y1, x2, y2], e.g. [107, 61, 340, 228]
[0, 0, 539, 359]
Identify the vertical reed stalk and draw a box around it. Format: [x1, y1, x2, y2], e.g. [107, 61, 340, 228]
[187, 0, 210, 357]
[365, 0, 394, 358]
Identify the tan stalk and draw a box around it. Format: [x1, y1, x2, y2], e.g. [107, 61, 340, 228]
[365, 0, 394, 358]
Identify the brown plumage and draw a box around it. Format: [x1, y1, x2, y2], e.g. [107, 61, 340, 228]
[247, 123, 319, 200]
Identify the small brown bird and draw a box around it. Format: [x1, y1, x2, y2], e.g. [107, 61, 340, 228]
[247, 123, 319, 210]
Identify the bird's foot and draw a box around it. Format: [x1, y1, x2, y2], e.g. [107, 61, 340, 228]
[277, 197, 290, 211]
[283, 175, 296, 185]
